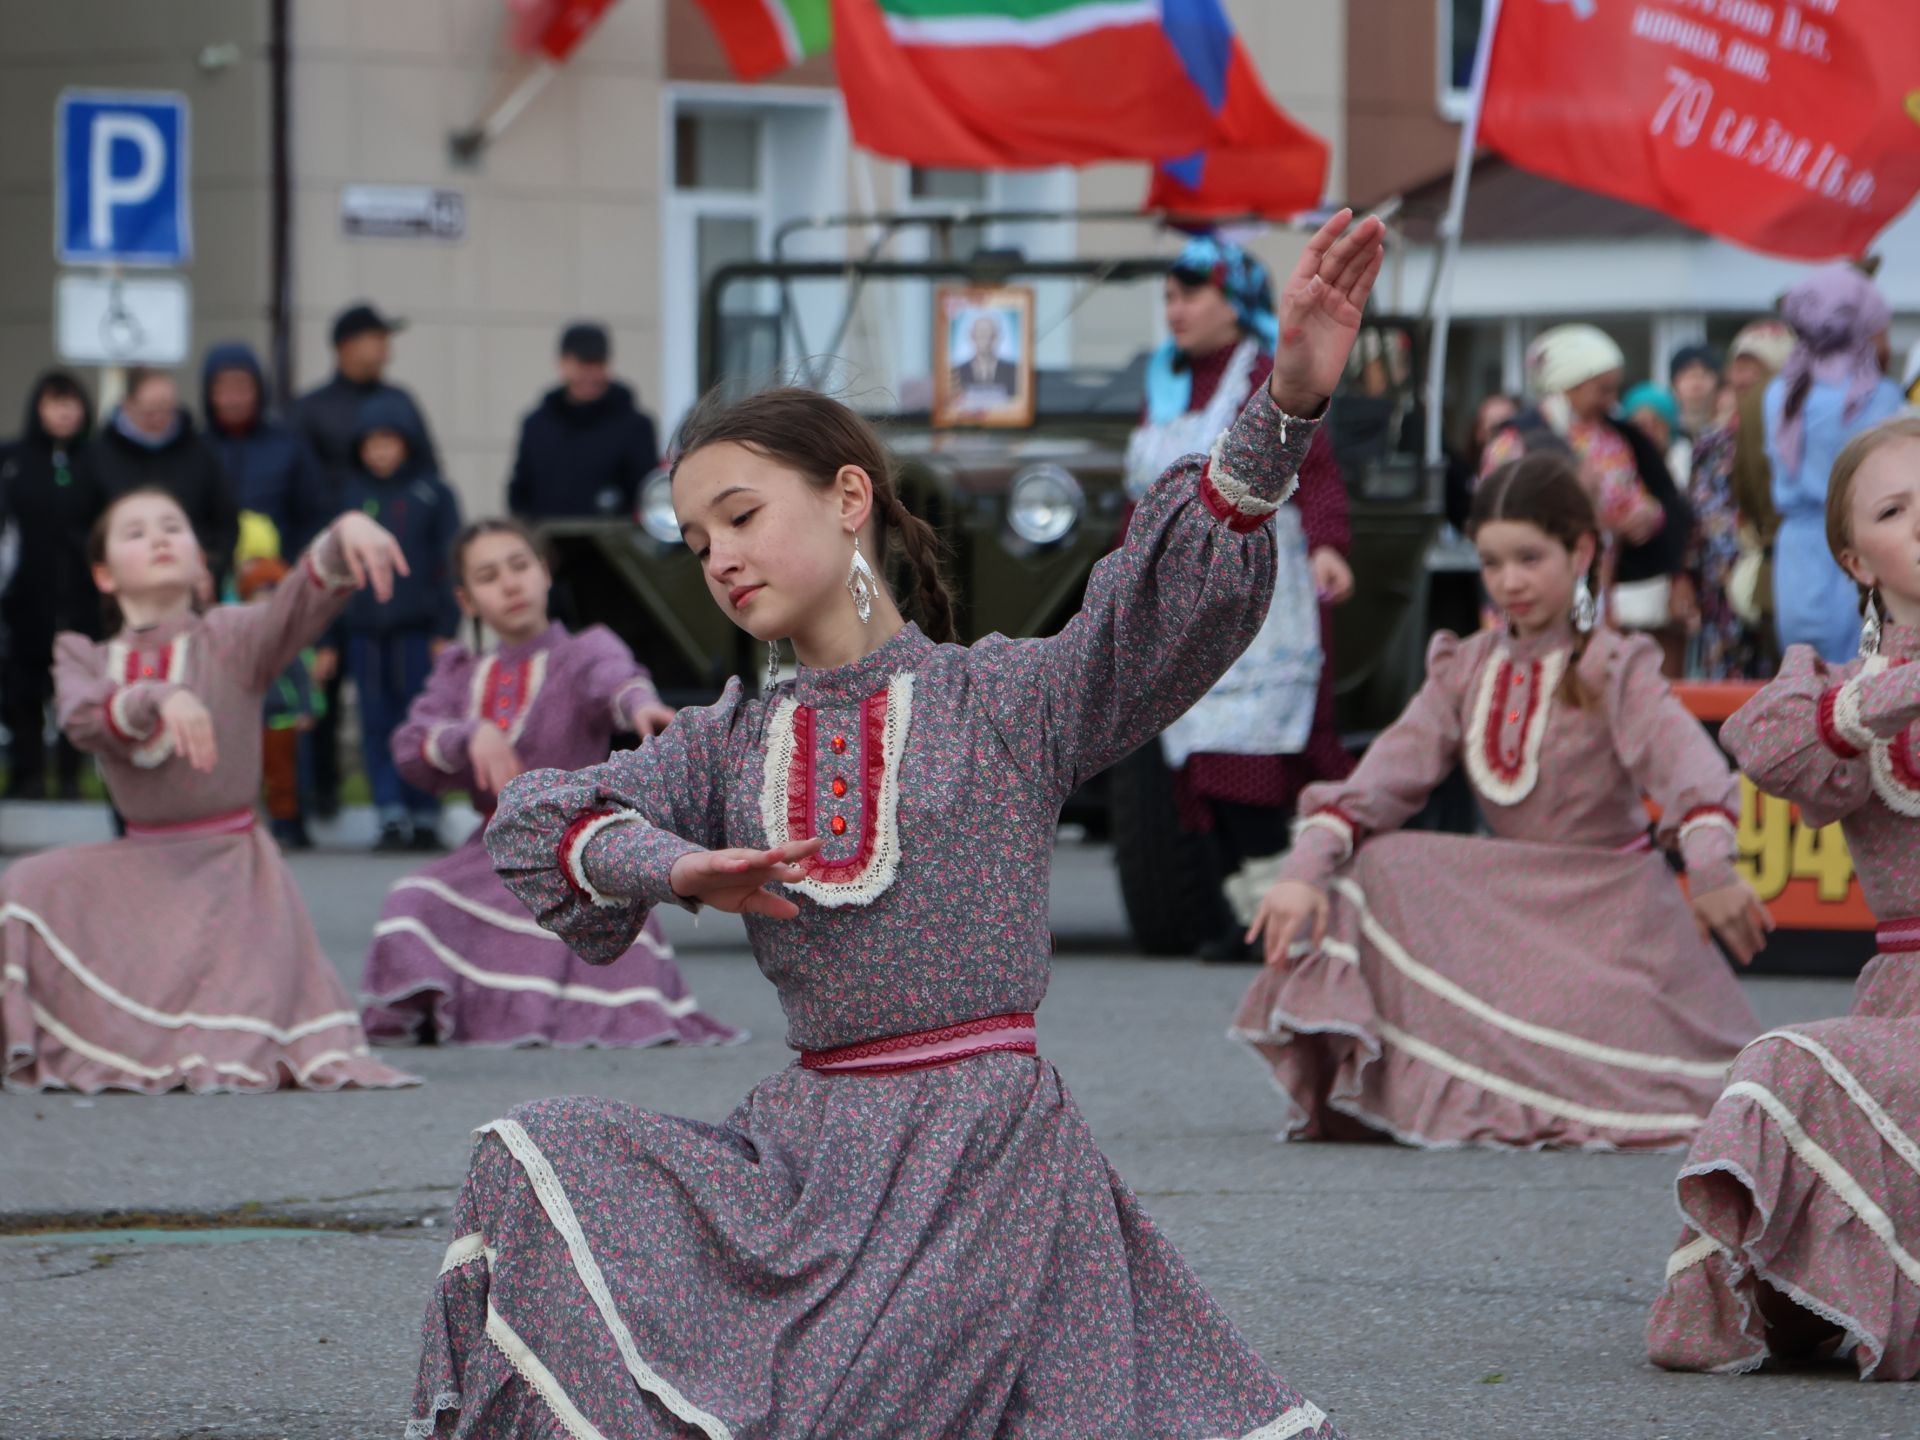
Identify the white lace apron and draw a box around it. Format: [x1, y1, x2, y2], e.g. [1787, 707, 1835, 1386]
[1125, 340, 1322, 765]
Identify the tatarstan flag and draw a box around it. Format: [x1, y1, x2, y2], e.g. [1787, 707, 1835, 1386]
[832, 0, 1325, 212]
[693, 0, 833, 79]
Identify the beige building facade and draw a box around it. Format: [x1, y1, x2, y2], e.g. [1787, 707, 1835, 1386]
[0, 0, 1345, 520]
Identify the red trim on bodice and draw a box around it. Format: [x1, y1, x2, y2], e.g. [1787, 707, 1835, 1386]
[786, 687, 890, 885]
[483, 656, 534, 732]
[123, 643, 175, 685]
[1481, 656, 1543, 787]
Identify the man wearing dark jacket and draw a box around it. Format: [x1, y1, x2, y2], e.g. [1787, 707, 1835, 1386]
[292, 300, 437, 814]
[340, 393, 461, 852]
[507, 322, 658, 520]
[0, 371, 97, 797]
[203, 341, 332, 555]
[78, 367, 238, 590]
[293, 302, 438, 492]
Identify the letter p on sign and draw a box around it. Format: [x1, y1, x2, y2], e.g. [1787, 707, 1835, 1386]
[56, 90, 191, 267]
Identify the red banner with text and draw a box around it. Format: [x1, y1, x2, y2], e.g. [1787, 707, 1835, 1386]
[1479, 0, 1920, 260]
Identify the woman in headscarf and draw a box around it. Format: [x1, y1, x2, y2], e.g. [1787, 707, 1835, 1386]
[1687, 318, 1796, 678]
[1125, 235, 1355, 960]
[1766, 264, 1904, 661]
[1482, 323, 1695, 675]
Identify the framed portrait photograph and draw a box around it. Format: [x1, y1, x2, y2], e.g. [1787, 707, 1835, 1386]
[932, 285, 1036, 428]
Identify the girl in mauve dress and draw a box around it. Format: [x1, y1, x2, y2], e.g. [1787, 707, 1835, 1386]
[404, 210, 1387, 1440]
[1648, 416, 1920, 1379]
[359, 518, 738, 1049]
[0, 488, 417, 1094]
[1234, 452, 1770, 1152]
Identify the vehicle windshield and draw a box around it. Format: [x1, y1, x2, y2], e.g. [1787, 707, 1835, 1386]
[705, 262, 1167, 422]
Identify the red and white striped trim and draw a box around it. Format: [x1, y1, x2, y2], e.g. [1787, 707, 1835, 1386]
[422, 722, 464, 774]
[104, 686, 157, 745]
[1823, 670, 1879, 757]
[1197, 430, 1289, 535]
[1676, 805, 1738, 845]
[557, 808, 641, 909]
[1292, 806, 1357, 861]
[124, 808, 256, 841]
[304, 524, 354, 591]
[799, 1012, 1037, 1075]
[1876, 914, 1920, 954]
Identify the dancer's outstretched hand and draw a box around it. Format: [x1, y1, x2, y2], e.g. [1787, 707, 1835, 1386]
[158, 689, 218, 773]
[669, 838, 826, 919]
[1245, 878, 1330, 969]
[1269, 208, 1387, 416]
[629, 701, 676, 739]
[1692, 879, 1773, 966]
[332, 511, 410, 603]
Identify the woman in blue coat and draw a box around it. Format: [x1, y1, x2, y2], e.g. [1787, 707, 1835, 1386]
[1767, 264, 1904, 661]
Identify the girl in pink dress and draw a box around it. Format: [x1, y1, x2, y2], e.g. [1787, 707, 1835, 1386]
[0, 488, 417, 1094]
[1649, 415, 1920, 1379]
[359, 519, 739, 1048]
[1234, 452, 1770, 1151]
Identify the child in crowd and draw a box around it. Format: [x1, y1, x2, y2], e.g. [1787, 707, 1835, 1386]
[339, 394, 461, 852]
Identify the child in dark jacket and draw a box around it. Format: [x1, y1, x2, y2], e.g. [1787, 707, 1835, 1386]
[341, 394, 461, 851]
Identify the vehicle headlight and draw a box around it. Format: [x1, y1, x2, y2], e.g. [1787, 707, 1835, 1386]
[1006, 464, 1083, 548]
[637, 467, 681, 545]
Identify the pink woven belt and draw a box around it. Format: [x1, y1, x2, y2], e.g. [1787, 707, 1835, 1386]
[798, 1012, 1038, 1075]
[124, 808, 256, 841]
[1877, 916, 1920, 954]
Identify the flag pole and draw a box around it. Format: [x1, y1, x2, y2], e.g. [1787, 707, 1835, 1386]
[1423, 0, 1505, 467]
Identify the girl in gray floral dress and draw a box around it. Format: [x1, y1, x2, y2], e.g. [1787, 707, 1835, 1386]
[406, 213, 1386, 1440]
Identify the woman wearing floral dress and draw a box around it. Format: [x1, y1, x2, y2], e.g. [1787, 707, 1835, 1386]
[403, 212, 1386, 1439]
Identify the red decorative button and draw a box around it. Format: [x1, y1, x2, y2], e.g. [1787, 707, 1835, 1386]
[830, 735, 847, 753]
[829, 815, 848, 836]
[142, 667, 155, 677]
[1507, 711, 1521, 723]
[831, 777, 847, 798]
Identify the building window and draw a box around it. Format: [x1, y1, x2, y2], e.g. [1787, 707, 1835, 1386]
[675, 112, 761, 192]
[908, 167, 989, 203]
[1438, 0, 1486, 122]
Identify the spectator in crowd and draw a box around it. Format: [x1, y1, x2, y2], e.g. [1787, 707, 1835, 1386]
[339, 394, 461, 852]
[507, 322, 659, 521]
[1669, 343, 1722, 440]
[293, 301, 438, 816]
[1766, 264, 1905, 661]
[202, 342, 331, 554]
[1623, 382, 1693, 489]
[1444, 392, 1518, 532]
[1688, 319, 1795, 678]
[1483, 324, 1694, 675]
[0, 371, 96, 798]
[77, 366, 237, 594]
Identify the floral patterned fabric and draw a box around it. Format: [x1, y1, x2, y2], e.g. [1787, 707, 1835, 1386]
[1685, 424, 1762, 679]
[405, 389, 1345, 1439]
[1647, 625, 1920, 1379]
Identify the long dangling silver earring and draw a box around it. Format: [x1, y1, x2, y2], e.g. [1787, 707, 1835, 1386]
[847, 535, 877, 625]
[766, 640, 781, 688]
[1571, 575, 1597, 635]
[1860, 588, 1883, 658]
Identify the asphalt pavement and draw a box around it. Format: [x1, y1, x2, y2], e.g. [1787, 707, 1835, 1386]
[0, 837, 1905, 1440]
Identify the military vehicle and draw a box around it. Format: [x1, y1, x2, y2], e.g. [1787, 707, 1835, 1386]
[543, 211, 1450, 954]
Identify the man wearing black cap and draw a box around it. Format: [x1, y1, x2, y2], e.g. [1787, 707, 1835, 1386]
[293, 302, 439, 529]
[292, 300, 439, 817]
[506, 322, 659, 521]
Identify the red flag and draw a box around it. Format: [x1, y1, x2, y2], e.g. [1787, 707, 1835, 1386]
[1479, 0, 1920, 260]
[1145, 42, 1329, 217]
[508, 0, 620, 62]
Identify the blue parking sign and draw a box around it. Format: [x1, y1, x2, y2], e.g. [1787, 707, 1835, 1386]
[56, 90, 191, 266]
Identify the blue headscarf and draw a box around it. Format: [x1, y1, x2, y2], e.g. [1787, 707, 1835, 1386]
[1620, 382, 1680, 433]
[1146, 235, 1280, 425]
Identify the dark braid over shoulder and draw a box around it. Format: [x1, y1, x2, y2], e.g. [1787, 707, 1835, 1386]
[883, 493, 958, 645]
